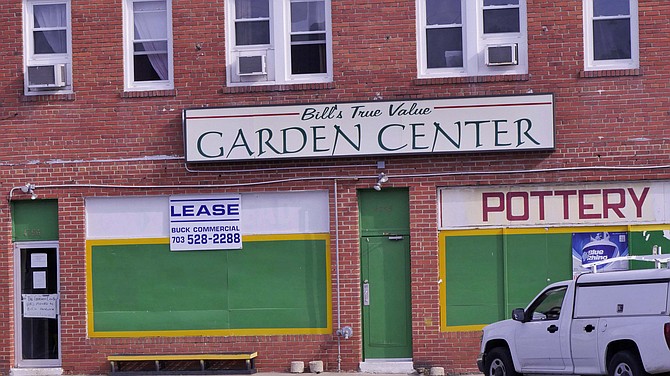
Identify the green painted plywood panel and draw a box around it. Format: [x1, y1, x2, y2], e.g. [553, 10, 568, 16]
[227, 240, 328, 328]
[91, 238, 328, 334]
[12, 200, 59, 241]
[505, 233, 571, 315]
[628, 229, 670, 269]
[444, 234, 504, 326]
[444, 232, 572, 327]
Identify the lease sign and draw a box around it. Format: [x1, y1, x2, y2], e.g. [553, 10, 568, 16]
[169, 195, 242, 251]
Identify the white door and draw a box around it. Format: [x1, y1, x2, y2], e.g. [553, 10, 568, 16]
[15, 242, 61, 368]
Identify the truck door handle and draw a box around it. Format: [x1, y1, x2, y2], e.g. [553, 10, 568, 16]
[547, 325, 559, 333]
[584, 324, 595, 333]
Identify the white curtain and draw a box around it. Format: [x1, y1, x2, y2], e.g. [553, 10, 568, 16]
[33, 4, 67, 54]
[134, 2, 169, 80]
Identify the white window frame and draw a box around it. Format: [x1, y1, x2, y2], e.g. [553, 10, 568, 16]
[416, 0, 527, 78]
[23, 0, 73, 95]
[122, 0, 174, 91]
[225, 0, 333, 87]
[583, 0, 639, 71]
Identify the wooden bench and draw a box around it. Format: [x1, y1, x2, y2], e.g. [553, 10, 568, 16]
[108, 352, 257, 374]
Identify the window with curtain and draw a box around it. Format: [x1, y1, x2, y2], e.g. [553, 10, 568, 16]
[583, 0, 638, 70]
[33, 3, 67, 54]
[416, 0, 527, 78]
[125, 0, 173, 90]
[227, 0, 332, 86]
[24, 0, 72, 94]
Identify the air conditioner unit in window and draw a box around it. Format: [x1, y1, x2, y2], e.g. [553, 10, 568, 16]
[238, 55, 266, 76]
[486, 44, 518, 66]
[27, 64, 67, 89]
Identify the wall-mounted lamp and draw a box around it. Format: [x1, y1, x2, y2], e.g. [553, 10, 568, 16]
[373, 172, 389, 191]
[20, 183, 37, 200]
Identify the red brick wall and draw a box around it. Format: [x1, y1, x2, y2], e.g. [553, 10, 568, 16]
[2, 0, 670, 374]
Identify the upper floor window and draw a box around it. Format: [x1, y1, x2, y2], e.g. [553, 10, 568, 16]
[226, 0, 333, 86]
[583, 0, 639, 71]
[123, 0, 174, 91]
[23, 0, 73, 94]
[417, 0, 527, 78]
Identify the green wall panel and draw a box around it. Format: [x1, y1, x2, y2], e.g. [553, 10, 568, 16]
[12, 200, 59, 241]
[445, 234, 504, 326]
[444, 231, 572, 328]
[628, 229, 670, 269]
[505, 233, 572, 315]
[90, 238, 328, 334]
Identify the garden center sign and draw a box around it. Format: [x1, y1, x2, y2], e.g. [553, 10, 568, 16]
[183, 94, 554, 162]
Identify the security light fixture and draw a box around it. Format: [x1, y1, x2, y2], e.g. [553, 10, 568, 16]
[373, 172, 388, 191]
[20, 183, 37, 200]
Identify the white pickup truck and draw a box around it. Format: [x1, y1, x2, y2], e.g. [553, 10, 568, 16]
[477, 256, 670, 376]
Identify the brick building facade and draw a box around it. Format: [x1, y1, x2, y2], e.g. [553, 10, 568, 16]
[1, 0, 668, 375]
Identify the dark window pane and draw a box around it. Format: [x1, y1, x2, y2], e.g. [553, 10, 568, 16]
[426, 28, 463, 68]
[134, 41, 168, 53]
[134, 54, 165, 81]
[594, 0, 629, 17]
[235, 20, 270, 45]
[235, 0, 269, 19]
[483, 8, 519, 33]
[484, 0, 519, 5]
[291, 33, 326, 42]
[426, 0, 461, 25]
[291, 43, 326, 74]
[33, 30, 67, 54]
[593, 19, 631, 60]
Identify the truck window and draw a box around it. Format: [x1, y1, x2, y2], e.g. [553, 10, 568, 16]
[526, 286, 567, 321]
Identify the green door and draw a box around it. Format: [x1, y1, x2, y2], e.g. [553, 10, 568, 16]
[359, 189, 412, 359]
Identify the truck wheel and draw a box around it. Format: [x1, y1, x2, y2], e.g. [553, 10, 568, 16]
[608, 350, 649, 376]
[484, 347, 518, 376]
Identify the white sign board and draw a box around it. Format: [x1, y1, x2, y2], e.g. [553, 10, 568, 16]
[184, 94, 555, 162]
[23, 294, 58, 319]
[169, 195, 242, 251]
[439, 181, 670, 229]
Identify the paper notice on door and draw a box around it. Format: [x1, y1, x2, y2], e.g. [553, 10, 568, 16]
[22, 294, 58, 319]
[33, 271, 47, 289]
[31, 253, 48, 268]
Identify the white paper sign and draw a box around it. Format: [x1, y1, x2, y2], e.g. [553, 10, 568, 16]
[31, 253, 48, 268]
[23, 294, 58, 319]
[33, 271, 47, 289]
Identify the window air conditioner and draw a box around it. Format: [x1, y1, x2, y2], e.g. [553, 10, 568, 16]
[238, 55, 266, 76]
[485, 44, 518, 66]
[27, 64, 67, 89]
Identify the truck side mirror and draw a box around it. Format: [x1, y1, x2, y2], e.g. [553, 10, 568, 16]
[512, 308, 526, 322]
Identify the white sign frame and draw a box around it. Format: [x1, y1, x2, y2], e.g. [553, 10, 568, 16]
[183, 94, 555, 162]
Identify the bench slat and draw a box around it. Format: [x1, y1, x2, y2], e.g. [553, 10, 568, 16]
[108, 352, 257, 362]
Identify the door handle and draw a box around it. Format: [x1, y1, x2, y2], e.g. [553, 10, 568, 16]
[584, 324, 596, 333]
[388, 236, 404, 241]
[547, 324, 559, 333]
